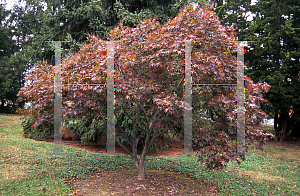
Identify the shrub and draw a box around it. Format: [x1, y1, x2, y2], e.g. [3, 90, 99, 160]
[18, 110, 53, 139]
[63, 115, 106, 146]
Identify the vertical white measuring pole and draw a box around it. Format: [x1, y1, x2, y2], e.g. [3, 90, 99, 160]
[107, 41, 115, 155]
[184, 41, 193, 155]
[237, 41, 245, 157]
[54, 41, 62, 154]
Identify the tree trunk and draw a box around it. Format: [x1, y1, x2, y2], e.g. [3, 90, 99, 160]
[19, 101, 25, 109]
[279, 113, 288, 142]
[136, 142, 149, 181]
[274, 112, 278, 132]
[287, 112, 296, 136]
[130, 139, 147, 181]
[291, 122, 300, 138]
[274, 113, 279, 142]
[132, 152, 146, 181]
[137, 161, 145, 181]
[275, 112, 289, 142]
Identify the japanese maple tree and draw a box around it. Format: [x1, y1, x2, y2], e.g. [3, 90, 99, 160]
[18, 4, 271, 180]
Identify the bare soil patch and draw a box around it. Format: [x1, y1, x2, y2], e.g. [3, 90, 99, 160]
[69, 166, 218, 196]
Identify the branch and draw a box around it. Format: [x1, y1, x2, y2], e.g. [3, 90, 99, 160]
[137, 107, 161, 141]
[146, 112, 167, 150]
[117, 59, 125, 79]
[115, 124, 133, 147]
[135, 101, 150, 141]
[148, 128, 169, 152]
[150, 110, 162, 130]
[137, 102, 156, 159]
[97, 110, 106, 123]
[131, 99, 141, 142]
[136, 101, 150, 130]
[262, 109, 275, 119]
[131, 99, 136, 140]
[115, 137, 133, 157]
[176, 76, 184, 89]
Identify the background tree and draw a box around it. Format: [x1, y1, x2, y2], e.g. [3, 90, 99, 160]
[0, 1, 28, 111]
[242, 0, 300, 142]
[0, 0, 194, 112]
[0, 2, 12, 107]
[10, 0, 196, 66]
[18, 4, 270, 180]
[213, 0, 300, 141]
[212, 0, 252, 41]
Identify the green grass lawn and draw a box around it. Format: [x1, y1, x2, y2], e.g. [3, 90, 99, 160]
[261, 123, 274, 127]
[0, 114, 299, 195]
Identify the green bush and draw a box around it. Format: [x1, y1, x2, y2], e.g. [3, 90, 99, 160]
[64, 115, 106, 145]
[21, 114, 53, 139]
[19, 107, 105, 143]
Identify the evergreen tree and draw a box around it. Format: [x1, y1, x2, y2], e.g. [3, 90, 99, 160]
[14, 0, 195, 66]
[0, 1, 26, 110]
[212, 0, 252, 40]
[246, 0, 300, 141]
[214, 0, 300, 141]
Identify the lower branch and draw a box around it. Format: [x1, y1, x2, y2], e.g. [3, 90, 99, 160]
[115, 137, 133, 157]
[148, 128, 169, 151]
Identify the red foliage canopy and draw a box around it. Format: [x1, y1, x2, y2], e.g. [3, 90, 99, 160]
[18, 5, 271, 170]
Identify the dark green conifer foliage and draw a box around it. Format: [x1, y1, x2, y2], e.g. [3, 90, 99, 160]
[15, 0, 194, 65]
[215, 0, 300, 141]
[213, 0, 252, 40]
[0, 2, 27, 110]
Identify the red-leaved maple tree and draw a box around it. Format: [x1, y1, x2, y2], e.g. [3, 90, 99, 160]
[18, 5, 271, 180]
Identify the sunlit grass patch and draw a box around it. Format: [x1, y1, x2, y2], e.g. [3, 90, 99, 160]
[236, 170, 290, 184]
[0, 114, 21, 129]
[266, 146, 300, 163]
[0, 163, 34, 182]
